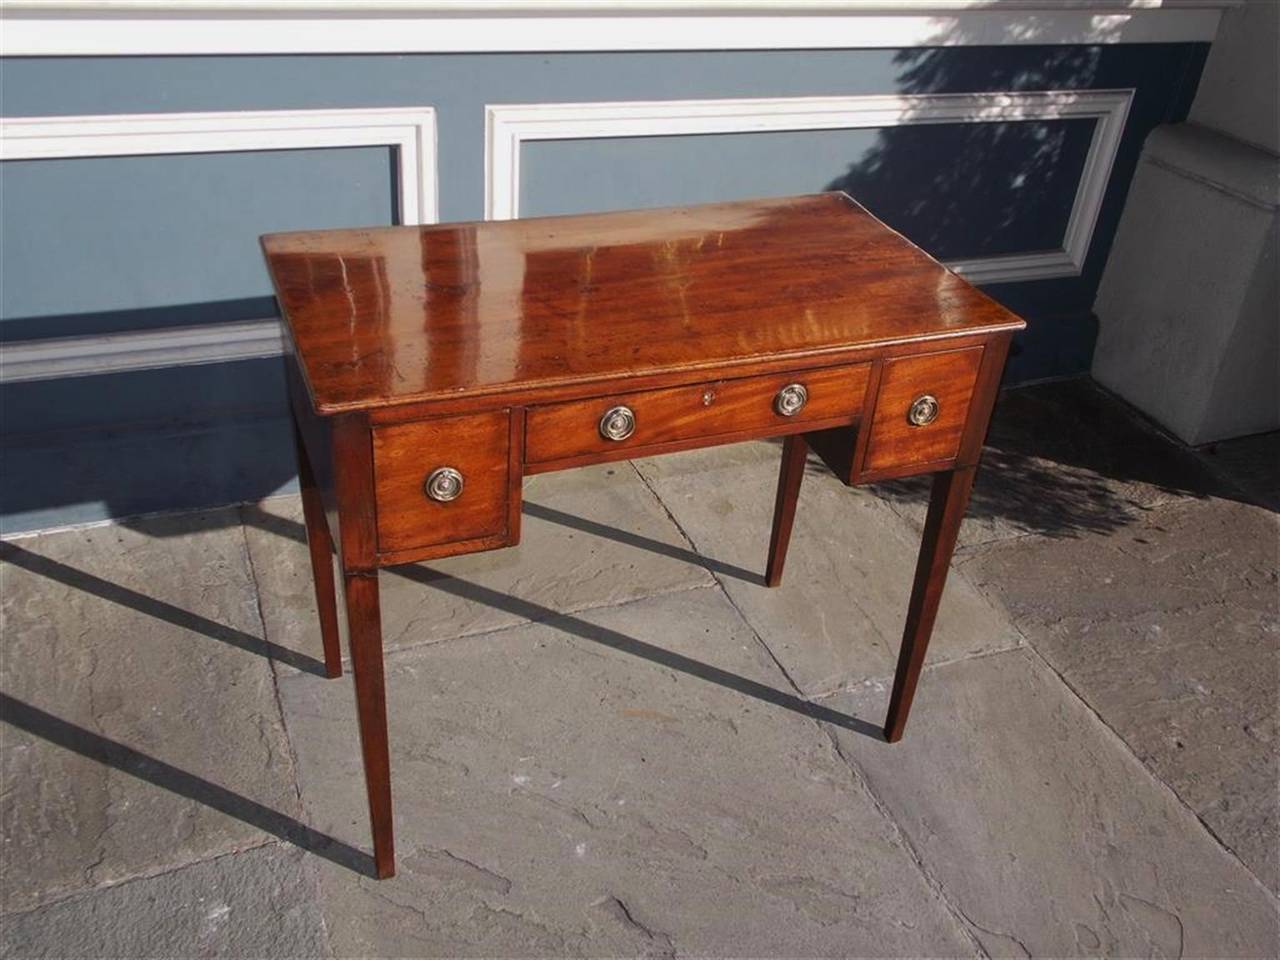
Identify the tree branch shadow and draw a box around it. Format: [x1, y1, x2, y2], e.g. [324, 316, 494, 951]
[864, 379, 1262, 539]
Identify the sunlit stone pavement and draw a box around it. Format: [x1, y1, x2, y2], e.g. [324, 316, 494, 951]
[2, 380, 1276, 958]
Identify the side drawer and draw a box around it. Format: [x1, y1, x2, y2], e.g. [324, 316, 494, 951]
[526, 363, 870, 466]
[862, 347, 983, 473]
[372, 410, 516, 557]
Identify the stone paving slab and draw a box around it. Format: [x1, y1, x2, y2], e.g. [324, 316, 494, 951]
[2, 382, 1272, 958]
[872, 379, 1232, 549]
[243, 462, 714, 674]
[958, 494, 1280, 894]
[826, 648, 1280, 958]
[0, 845, 330, 959]
[633, 444, 1021, 696]
[275, 588, 976, 958]
[0, 512, 300, 914]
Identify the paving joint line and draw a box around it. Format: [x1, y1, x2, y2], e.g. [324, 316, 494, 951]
[624, 459, 992, 953]
[938, 475, 1279, 901]
[1015, 639, 1280, 905]
[331, 580, 724, 670]
[819, 724, 991, 957]
[235, 508, 309, 818]
[627, 459, 810, 699]
[627, 447, 1278, 910]
[234, 507, 340, 958]
[804, 641, 1030, 705]
[0, 837, 282, 920]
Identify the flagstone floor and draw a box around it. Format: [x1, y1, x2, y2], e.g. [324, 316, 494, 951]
[2, 379, 1276, 958]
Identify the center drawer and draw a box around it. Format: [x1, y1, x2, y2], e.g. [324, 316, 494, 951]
[526, 363, 870, 466]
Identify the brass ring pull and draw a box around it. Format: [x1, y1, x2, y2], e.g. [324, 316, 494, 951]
[599, 405, 637, 441]
[907, 394, 940, 427]
[425, 466, 464, 502]
[774, 383, 808, 417]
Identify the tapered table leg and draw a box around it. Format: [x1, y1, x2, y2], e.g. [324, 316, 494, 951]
[292, 414, 343, 679]
[765, 434, 808, 587]
[343, 570, 395, 878]
[884, 465, 976, 743]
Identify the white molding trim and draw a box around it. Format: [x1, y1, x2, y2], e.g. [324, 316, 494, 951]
[0, 106, 438, 383]
[485, 89, 1134, 285]
[0, 1, 1232, 55]
[0, 319, 284, 383]
[0, 108, 438, 224]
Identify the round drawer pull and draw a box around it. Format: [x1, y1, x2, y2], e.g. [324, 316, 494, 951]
[599, 405, 636, 441]
[774, 383, 808, 417]
[907, 394, 940, 427]
[424, 466, 465, 502]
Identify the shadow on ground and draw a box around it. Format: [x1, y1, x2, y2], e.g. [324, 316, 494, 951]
[0, 505, 882, 873]
[858, 379, 1275, 539]
[0, 692, 377, 877]
[4, 377, 1274, 874]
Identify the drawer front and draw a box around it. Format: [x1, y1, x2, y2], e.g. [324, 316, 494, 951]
[526, 363, 870, 465]
[372, 410, 513, 555]
[863, 347, 983, 472]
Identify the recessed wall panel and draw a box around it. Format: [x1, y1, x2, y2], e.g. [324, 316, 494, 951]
[521, 120, 1094, 262]
[1, 146, 396, 337]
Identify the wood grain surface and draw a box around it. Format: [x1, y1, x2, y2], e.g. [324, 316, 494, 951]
[264, 193, 1024, 414]
[525, 362, 869, 465]
[862, 347, 983, 473]
[371, 410, 513, 555]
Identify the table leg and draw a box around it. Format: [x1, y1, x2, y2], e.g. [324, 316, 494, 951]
[343, 570, 396, 878]
[292, 414, 343, 679]
[765, 434, 808, 587]
[884, 465, 976, 742]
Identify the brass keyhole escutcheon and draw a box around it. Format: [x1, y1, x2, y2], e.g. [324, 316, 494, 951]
[425, 466, 464, 502]
[599, 405, 637, 441]
[907, 394, 940, 427]
[774, 383, 808, 417]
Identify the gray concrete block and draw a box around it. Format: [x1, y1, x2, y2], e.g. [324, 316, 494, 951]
[276, 589, 975, 958]
[0, 511, 301, 912]
[1189, 0, 1280, 155]
[634, 443, 1021, 695]
[0, 845, 330, 959]
[827, 649, 1280, 958]
[243, 462, 715, 673]
[958, 495, 1280, 894]
[1093, 123, 1279, 445]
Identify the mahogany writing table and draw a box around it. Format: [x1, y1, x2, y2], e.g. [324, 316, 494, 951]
[263, 193, 1025, 879]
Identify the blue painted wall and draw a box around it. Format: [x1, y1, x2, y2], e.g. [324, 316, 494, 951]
[521, 120, 1093, 258]
[2, 147, 396, 338]
[0, 45, 1207, 531]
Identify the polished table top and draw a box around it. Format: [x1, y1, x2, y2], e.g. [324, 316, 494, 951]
[263, 193, 1023, 415]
